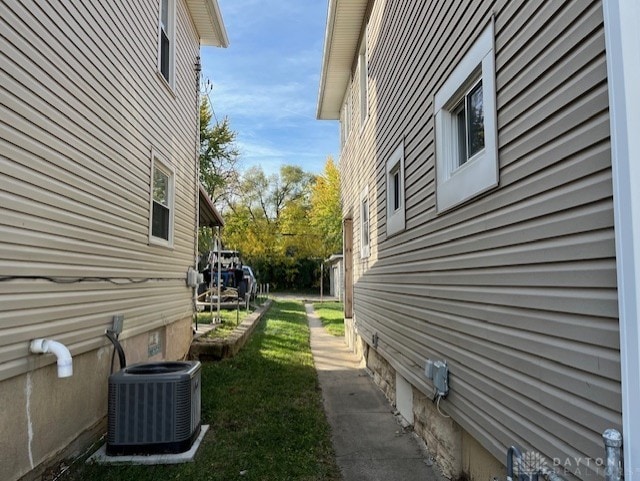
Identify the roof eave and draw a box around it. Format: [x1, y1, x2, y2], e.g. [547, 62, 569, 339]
[316, 0, 368, 120]
[316, 0, 339, 120]
[186, 0, 229, 48]
[199, 184, 225, 227]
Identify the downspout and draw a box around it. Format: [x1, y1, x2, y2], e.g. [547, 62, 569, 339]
[217, 226, 221, 321]
[194, 55, 202, 327]
[603, 0, 640, 471]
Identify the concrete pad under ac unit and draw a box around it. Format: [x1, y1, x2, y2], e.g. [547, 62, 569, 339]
[86, 425, 209, 466]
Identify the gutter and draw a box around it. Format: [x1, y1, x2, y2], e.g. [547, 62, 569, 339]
[205, 0, 229, 48]
[316, 0, 339, 119]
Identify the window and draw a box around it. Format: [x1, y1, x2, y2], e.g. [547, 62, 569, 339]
[386, 142, 405, 236]
[434, 22, 497, 212]
[358, 23, 369, 127]
[340, 88, 352, 147]
[340, 104, 347, 148]
[158, 0, 175, 87]
[150, 153, 175, 247]
[360, 186, 370, 258]
[392, 171, 400, 209]
[453, 80, 484, 166]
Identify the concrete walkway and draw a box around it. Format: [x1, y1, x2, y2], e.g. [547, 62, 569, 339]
[306, 304, 442, 481]
[274, 292, 339, 303]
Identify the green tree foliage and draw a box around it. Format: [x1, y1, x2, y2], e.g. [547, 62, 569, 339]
[219, 161, 343, 290]
[309, 156, 342, 257]
[224, 165, 314, 255]
[223, 165, 325, 289]
[199, 97, 239, 205]
[198, 97, 240, 256]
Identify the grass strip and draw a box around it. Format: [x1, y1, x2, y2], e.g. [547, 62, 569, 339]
[312, 302, 345, 337]
[196, 307, 251, 325]
[196, 310, 250, 340]
[63, 300, 341, 481]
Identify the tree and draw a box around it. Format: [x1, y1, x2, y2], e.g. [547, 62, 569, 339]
[269, 165, 314, 220]
[224, 165, 314, 253]
[222, 165, 320, 289]
[198, 97, 241, 256]
[310, 156, 342, 257]
[229, 165, 313, 220]
[199, 97, 240, 205]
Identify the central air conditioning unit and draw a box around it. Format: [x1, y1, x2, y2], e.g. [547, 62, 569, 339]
[107, 361, 202, 456]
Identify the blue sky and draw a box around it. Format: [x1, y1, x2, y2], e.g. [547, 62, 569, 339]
[200, 0, 339, 176]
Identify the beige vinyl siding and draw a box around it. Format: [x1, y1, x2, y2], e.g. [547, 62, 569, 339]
[0, 0, 200, 381]
[340, 0, 618, 477]
[339, 10, 378, 278]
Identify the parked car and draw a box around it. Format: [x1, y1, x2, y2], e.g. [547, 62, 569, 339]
[242, 266, 257, 300]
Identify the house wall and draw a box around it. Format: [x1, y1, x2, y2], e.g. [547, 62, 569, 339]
[0, 1, 202, 479]
[339, 0, 620, 479]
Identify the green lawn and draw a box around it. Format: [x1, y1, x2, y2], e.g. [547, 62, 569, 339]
[63, 300, 341, 481]
[313, 302, 345, 337]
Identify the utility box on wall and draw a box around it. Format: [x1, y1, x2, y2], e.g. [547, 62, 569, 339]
[425, 359, 449, 398]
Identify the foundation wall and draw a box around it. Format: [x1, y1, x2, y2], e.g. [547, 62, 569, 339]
[0, 317, 191, 481]
[355, 328, 506, 481]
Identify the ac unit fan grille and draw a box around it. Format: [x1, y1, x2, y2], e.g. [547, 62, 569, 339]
[108, 381, 182, 444]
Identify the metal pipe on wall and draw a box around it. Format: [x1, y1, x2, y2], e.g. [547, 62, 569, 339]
[603, 429, 623, 481]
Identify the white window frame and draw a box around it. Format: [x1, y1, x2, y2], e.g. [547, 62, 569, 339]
[149, 151, 175, 248]
[434, 22, 497, 212]
[358, 22, 369, 128]
[344, 87, 352, 142]
[360, 185, 370, 258]
[386, 141, 405, 236]
[340, 104, 347, 148]
[158, 0, 176, 89]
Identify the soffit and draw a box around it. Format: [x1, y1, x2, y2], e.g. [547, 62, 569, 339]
[185, 0, 229, 47]
[317, 0, 368, 120]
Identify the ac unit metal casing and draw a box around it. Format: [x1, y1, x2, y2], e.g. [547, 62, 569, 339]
[107, 361, 201, 456]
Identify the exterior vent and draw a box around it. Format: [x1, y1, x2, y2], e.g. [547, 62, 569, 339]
[107, 361, 201, 456]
